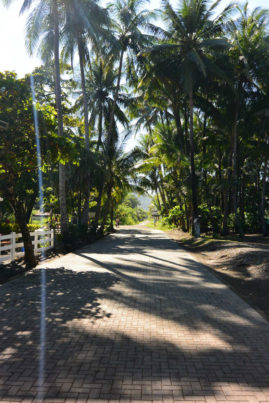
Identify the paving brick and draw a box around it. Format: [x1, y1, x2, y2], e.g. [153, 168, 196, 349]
[1, 227, 269, 403]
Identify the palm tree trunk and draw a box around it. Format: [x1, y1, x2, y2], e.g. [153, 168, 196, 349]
[78, 190, 82, 225]
[231, 102, 243, 236]
[239, 171, 245, 227]
[94, 183, 104, 229]
[153, 174, 161, 210]
[189, 89, 199, 236]
[82, 194, 90, 227]
[107, 48, 124, 150]
[97, 105, 103, 150]
[101, 49, 124, 230]
[78, 40, 90, 152]
[53, 0, 68, 234]
[218, 148, 224, 211]
[184, 197, 190, 232]
[171, 101, 185, 153]
[78, 40, 91, 226]
[110, 199, 114, 231]
[261, 157, 268, 235]
[100, 184, 112, 232]
[158, 167, 169, 213]
[157, 182, 167, 213]
[222, 190, 229, 235]
[101, 198, 109, 231]
[155, 189, 161, 210]
[222, 149, 233, 235]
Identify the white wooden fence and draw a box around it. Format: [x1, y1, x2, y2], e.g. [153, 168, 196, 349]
[0, 229, 54, 263]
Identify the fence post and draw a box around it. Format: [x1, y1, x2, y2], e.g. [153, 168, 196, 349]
[11, 232, 16, 261]
[51, 229, 55, 248]
[34, 230, 38, 254]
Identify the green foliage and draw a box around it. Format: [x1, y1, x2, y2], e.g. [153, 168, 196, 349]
[0, 72, 57, 216]
[166, 206, 184, 227]
[147, 218, 172, 231]
[0, 222, 41, 235]
[115, 194, 148, 225]
[116, 204, 138, 225]
[198, 204, 222, 234]
[2, 0, 269, 250]
[124, 194, 140, 209]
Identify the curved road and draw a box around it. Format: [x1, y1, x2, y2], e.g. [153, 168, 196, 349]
[0, 226, 269, 402]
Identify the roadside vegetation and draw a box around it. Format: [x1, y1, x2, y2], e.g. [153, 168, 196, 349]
[1, 0, 269, 268]
[115, 194, 148, 225]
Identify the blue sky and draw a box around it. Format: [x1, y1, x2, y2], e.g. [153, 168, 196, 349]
[0, 0, 268, 77]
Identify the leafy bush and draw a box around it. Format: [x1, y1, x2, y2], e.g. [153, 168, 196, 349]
[115, 194, 148, 225]
[161, 216, 171, 226]
[227, 212, 259, 234]
[199, 203, 222, 233]
[0, 222, 42, 235]
[115, 205, 137, 225]
[166, 205, 184, 227]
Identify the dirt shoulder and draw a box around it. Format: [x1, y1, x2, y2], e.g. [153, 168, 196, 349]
[166, 229, 269, 322]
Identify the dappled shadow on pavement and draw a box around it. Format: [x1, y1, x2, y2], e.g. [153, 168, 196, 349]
[0, 268, 118, 400]
[173, 234, 269, 321]
[0, 227, 269, 401]
[0, 260, 27, 284]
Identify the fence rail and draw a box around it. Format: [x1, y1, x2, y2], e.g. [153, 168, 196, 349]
[0, 229, 54, 263]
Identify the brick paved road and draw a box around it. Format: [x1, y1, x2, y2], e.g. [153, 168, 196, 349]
[1, 226, 269, 403]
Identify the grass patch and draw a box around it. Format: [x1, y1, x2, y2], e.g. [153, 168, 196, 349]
[175, 234, 246, 252]
[146, 220, 172, 231]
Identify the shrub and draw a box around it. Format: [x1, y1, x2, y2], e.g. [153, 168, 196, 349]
[199, 203, 222, 233]
[167, 205, 184, 227]
[0, 222, 41, 235]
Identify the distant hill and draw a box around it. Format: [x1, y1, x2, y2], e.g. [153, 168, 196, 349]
[138, 194, 152, 211]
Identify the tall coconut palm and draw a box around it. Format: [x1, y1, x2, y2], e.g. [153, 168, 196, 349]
[225, 2, 269, 235]
[92, 0, 154, 231]
[101, 138, 141, 231]
[75, 56, 129, 229]
[105, 0, 153, 154]
[147, 0, 232, 235]
[62, 0, 109, 150]
[3, 0, 69, 233]
[61, 0, 109, 225]
[75, 57, 129, 149]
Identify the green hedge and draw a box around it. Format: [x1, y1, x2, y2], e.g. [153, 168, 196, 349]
[0, 223, 42, 235]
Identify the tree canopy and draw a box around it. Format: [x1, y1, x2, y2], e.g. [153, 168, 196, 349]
[1, 0, 269, 266]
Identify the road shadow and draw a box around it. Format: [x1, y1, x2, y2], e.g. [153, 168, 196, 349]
[0, 267, 119, 400]
[0, 260, 28, 284]
[0, 228, 269, 401]
[172, 234, 269, 321]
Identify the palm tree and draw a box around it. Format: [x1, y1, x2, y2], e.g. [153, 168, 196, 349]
[90, 0, 154, 230]
[76, 56, 129, 229]
[75, 57, 129, 150]
[105, 0, 153, 154]
[147, 0, 232, 235]
[2, 0, 69, 233]
[61, 0, 109, 225]
[101, 140, 141, 231]
[225, 2, 269, 235]
[62, 0, 109, 149]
